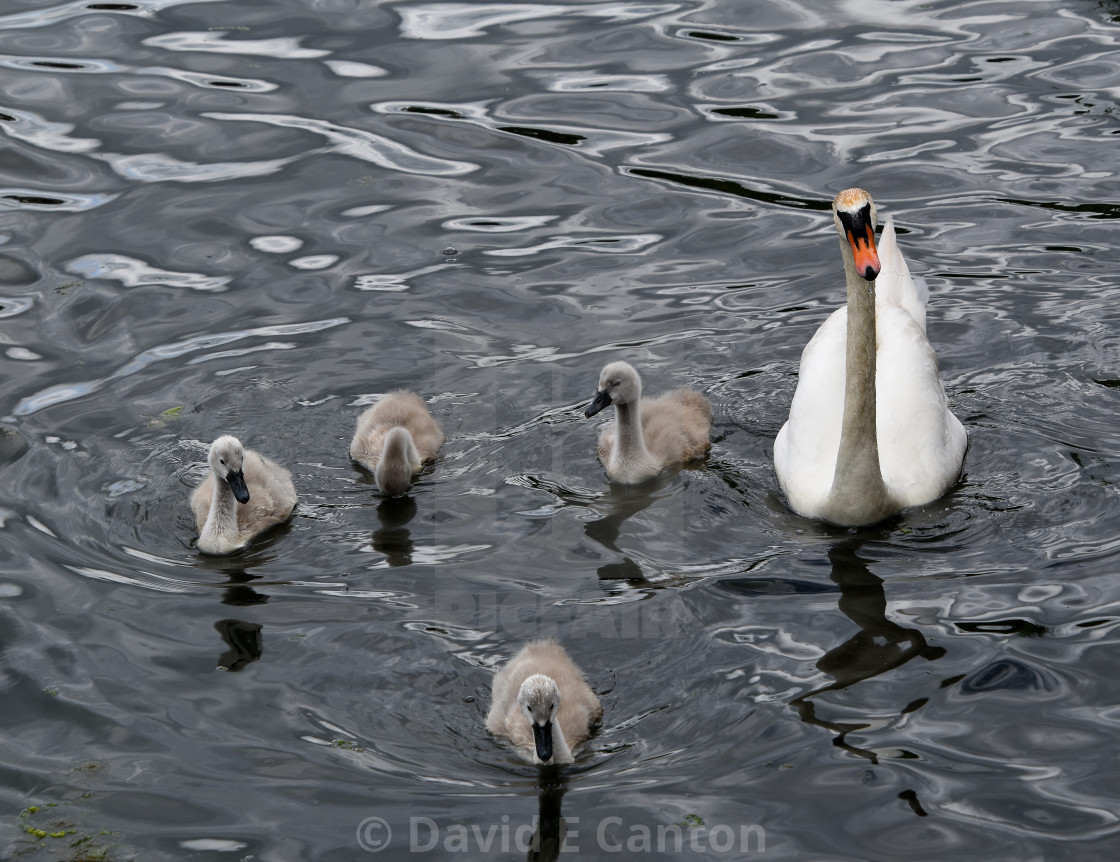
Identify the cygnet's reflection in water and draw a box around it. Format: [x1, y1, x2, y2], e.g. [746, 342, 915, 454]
[790, 541, 946, 768]
[527, 775, 568, 862]
[581, 476, 671, 586]
[194, 555, 272, 672]
[214, 618, 263, 672]
[219, 567, 270, 608]
[372, 496, 417, 566]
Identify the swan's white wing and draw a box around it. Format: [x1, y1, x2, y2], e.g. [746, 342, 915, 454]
[774, 308, 847, 518]
[876, 218, 927, 332]
[875, 305, 966, 506]
[874, 223, 964, 503]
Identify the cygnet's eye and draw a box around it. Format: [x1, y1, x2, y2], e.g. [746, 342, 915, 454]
[219, 458, 226, 465]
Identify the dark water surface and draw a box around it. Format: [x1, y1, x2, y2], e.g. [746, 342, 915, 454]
[2, 0, 1120, 859]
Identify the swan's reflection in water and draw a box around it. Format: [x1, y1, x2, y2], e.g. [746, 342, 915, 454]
[372, 496, 417, 566]
[582, 478, 666, 586]
[527, 774, 568, 862]
[215, 569, 268, 671]
[219, 568, 270, 607]
[214, 618, 263, 672]
[791, 541, 945, 774]
[195, 556, 272, 672]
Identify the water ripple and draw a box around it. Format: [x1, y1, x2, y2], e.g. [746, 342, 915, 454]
[374, 100, 672, 156]
[143, 31, 330, 59]
[0, 53, 277, 92]
[463, 327, 716, 368]
[0, 104, 100, 152]
[0, 0, 223, 30]
[396, 3, 680, 40]
[204, 111, 479, 176]
[0, 296, 33, 318]
[187, 342, 297, 365]
[442, 215, 558, 232]
[106, 151, 299, 183]
[65, 254, 231, 291]
[0, 54, 122, 73]
[537, 72, 672, 93]
[483, 233, 661, 257]
[288, 255, 339, 271]
[323, 60, 388, 78]
[0, 189, 117, 211]
[11, 317, 349, 417]
[66, 564, 192, 594]
[353, 263, 459, 292]
[249, 236, 304, 253]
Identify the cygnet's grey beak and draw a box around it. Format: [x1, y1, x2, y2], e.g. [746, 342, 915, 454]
[532, 720, 554, 762]
[226, 469, 250, 504]
[584, 390, 612, 418]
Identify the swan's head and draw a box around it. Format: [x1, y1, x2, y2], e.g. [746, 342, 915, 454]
[375, 426, 417, 497]
[518, 674, 561, 762]
[208, 435, 250, 504]
[832, 188, 881, 281]
[585, 360, 641, 417]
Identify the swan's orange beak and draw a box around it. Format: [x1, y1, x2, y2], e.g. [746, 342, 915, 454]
[846, 222, 880, 281]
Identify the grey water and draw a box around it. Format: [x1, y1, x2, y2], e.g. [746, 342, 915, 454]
[1, 0, 1119, 859]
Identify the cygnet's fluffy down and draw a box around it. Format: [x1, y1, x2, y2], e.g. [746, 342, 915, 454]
[191, 435, 297, 555]
[585, 360, 711, 483]
[486, 640, 602, 765]
[350, 390, 444, 496]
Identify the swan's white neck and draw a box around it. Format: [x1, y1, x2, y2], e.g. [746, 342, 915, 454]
[611, 399, 658, 479]
[200, 475, 242, 554]
[825, 238, 894, 525]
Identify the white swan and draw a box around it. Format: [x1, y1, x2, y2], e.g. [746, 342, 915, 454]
[191, 435, 297, 555]
[773, 188, 967, 526]
[584, 360, 712, 484]
[486, 640, 602, 765]
[349, 390, 444, 496]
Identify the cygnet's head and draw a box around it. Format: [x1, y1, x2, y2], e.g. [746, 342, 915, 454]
[832, 187, 881, 282]
[517, 674, 561, 762]
[375, 426, 416, 497]
[209, 435, 250, 504]
[584, 361, 641, 418]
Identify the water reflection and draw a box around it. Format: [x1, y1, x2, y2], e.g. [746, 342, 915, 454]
[214, 619, 263, 672]
[195, 558, 272, 671]
[790, 542, 946, 764]
[13, 316, 348, 417]
[527, 776, 568, 862]
[219, 569, 270, 608]
[583, 480, 663, 585]
[373, 496, 417, 567]
[66, 252, 231, 291]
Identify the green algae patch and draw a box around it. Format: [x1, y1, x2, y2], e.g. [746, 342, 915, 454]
[15, 794, 128, 861]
